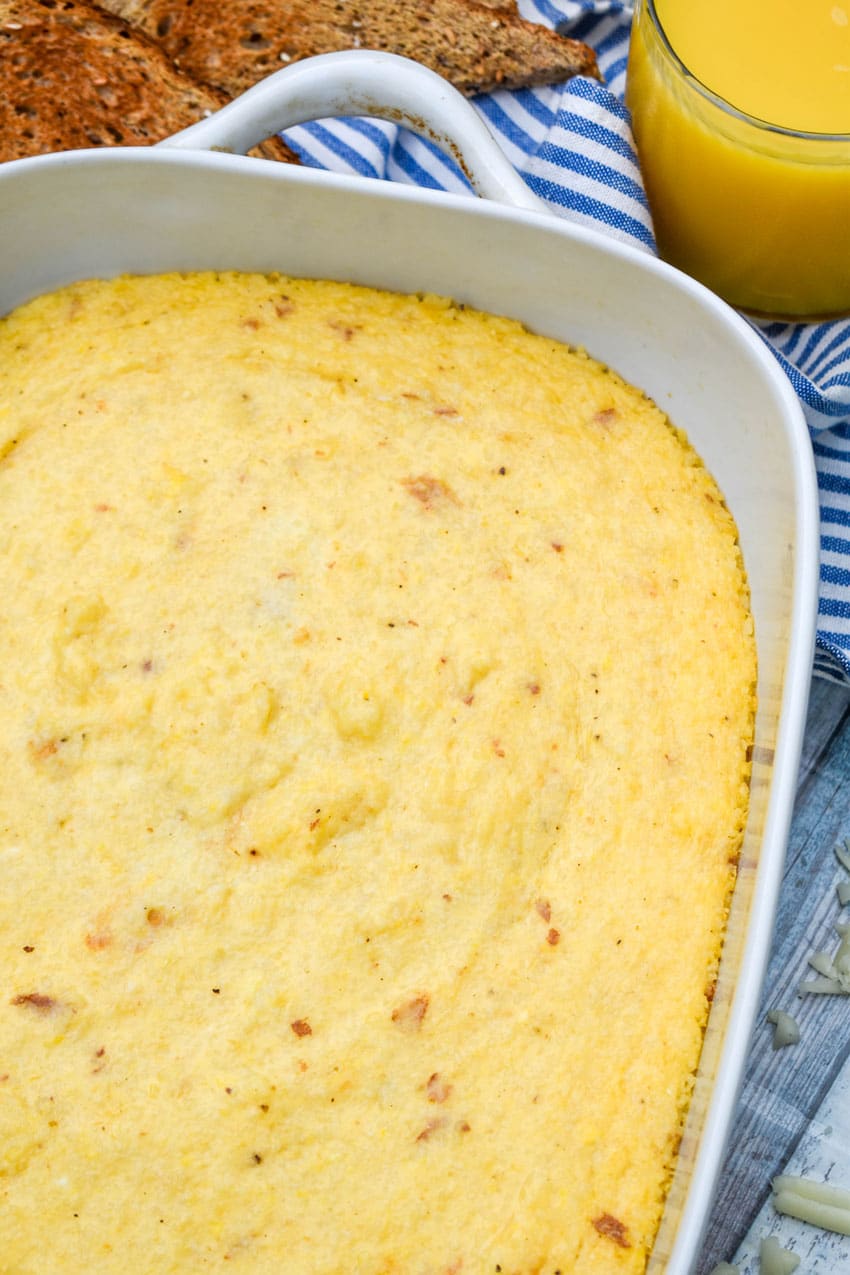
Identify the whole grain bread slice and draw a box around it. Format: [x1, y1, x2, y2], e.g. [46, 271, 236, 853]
[91, 0, 600, 100]
[0, 0, 298, 162]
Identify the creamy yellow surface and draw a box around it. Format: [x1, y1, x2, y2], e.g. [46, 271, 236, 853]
[0, 273, 755, 1274]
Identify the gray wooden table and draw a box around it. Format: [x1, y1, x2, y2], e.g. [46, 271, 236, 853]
[699, 675, 850, 1273]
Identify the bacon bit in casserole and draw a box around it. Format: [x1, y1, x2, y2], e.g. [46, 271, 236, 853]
[433, 405, 458, 417]
[84, 931, 112, 951]
[290, 1019, 312, 1038]
[275, 299, 294, 318]
[546, 928, 561, 947]
[535, 900, 552, 923]
[528, 682, 541, 695]
[462, 694, 474, 706]
[22, 945, 34, 953]
[12, 992, 57, 1013]
[146, 906, 167, 927]
[458, 1120, 471, 1133]
[392, 994, 429, 1030]
[592, 1213, 631, 1248]
[426, 1073, 452, 1104]
[94, 503, 114, 512]
[416, 1117, 445, 1142]
[242, 317, 262, 330]
[492, 739, 505, 758]
[28, 738, 59, 761]
[328, 320, 360, 340]
[593, 408, 619, 429]
[402, 475, 458, 509]
[92, 1046, 107, 1074]
[551, 542, 564, 553]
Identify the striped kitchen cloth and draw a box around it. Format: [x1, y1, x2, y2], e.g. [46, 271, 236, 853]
[282, 0, 850, 686]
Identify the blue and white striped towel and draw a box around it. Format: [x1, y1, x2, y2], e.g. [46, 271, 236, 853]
[283, 0, 850, 687]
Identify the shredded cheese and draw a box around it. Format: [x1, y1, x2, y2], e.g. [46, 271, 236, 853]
[759, 1236, 800, 1274]
[765, 1009, 800, 1049]
[798, 844, 850, 995]
[772, 1174, 850, 1235]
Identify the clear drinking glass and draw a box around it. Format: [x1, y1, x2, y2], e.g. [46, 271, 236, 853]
[626, 0, 850, 320]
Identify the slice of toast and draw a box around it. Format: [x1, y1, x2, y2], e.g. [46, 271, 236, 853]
[0, 0, 298, 162]
[91, 0, 600, 100]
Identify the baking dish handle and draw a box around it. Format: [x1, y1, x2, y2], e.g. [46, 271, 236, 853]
[158, 49, 547, 214]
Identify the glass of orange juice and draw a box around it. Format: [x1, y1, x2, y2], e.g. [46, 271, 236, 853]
[626, 0, 850, 319]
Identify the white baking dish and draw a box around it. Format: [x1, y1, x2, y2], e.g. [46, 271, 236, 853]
[0, 50, 819, 1273]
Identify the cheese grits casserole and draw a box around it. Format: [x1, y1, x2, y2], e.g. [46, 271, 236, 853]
[0, 272, 755, 1274]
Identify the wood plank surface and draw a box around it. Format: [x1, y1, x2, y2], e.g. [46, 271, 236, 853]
[698, 676, 850, 1272]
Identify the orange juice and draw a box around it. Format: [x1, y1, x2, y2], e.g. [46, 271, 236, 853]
[656, 0, 850, 134]
[626, 0, 850, 317]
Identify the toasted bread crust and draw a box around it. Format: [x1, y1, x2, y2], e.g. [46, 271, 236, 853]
[0, 0, 298, 162]
[93, 0, 600, 99]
